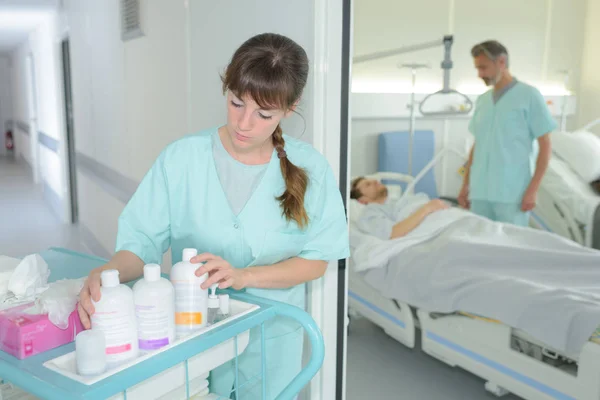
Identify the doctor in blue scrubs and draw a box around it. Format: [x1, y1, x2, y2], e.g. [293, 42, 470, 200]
[458, 40, 556, 226]
[77, 33, 349, 399]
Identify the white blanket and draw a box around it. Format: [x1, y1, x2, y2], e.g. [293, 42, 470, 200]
[351, 200, 600, 356]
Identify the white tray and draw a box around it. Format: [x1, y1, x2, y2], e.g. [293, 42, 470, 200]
[42, 300, 257, 400]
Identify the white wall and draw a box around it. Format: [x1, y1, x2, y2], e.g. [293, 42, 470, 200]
[578, 0, 600, 135]
[10, 46, 31, 164]
[352, 0, 586, 94]
[9, 10, 69, 221]
[66, 0, 190, 258]
[0, 56, 12, 157]
[350, 0, 586, 193]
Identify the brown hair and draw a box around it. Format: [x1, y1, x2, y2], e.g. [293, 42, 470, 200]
[221, 33, 310, 228]
[350, 177, 365, 200]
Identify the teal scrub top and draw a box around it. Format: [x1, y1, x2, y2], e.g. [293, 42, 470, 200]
[115, 127, 350, 329]
[468, 81, 557, 203]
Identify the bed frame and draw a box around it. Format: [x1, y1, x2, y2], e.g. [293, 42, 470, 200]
[348, 268, 600, 400]
[348, 171, 600, 400]
[419, 310, 600, 400]
[533, 172, 600, 250]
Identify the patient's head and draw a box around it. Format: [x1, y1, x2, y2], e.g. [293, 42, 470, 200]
[350, 177, 388, 204]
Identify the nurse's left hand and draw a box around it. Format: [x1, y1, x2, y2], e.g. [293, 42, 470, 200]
[521, 187, 537, 211]
[192, 253, 248, 290]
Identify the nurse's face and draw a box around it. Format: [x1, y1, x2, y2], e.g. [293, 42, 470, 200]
[473, 54, 504, 86]
[356, 179, 388, 204]
[226, 91, 287, 152]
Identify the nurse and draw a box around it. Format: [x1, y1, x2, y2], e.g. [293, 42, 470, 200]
[458, 40, 556, 226]
[77, 33, 349, 399]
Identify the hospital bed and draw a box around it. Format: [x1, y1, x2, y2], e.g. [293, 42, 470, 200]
[533, 132, 600, 250]
[347, 171, 600, 400]
[376, 129, 600, 250]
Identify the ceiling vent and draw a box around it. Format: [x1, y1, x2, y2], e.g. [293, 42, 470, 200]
[121, 0, 144, 41]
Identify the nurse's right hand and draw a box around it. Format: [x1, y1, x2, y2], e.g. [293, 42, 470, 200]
[77, 267, 103, 330]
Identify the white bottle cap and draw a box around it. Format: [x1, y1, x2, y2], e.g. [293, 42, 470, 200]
[182, 248, 198, 263]
[76, 329, 107, 376]
[100, 269, 120, 288]
[143, 264, 161, 282]
[208, 284, 220, 308]
[218, 294, 230, 314]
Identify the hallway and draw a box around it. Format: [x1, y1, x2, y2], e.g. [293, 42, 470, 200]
[0, 156, 83, 258]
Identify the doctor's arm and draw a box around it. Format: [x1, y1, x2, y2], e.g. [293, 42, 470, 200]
[458, 144, 475, 208]
[522, 134, 551, 211]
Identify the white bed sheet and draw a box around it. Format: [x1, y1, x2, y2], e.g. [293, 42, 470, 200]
[350, 199, 600, 356]
[543, 156, 600, 224]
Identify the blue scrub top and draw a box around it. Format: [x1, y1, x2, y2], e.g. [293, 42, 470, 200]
[468, 81, 557, 203]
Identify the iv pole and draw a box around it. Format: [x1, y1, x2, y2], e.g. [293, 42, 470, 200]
[353, 35, 473, 176]
[401, 63, 429, 176]
[558, 70, 570, 132]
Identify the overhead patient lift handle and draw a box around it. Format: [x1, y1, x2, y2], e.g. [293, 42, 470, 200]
[353, 35, 474, 175]
[353, 35, 474, 116]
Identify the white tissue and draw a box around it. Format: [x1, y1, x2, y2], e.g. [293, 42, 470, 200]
[23, 278, 86, 329]
[0, 256, 20, 296]
[7, 254, 50, 299]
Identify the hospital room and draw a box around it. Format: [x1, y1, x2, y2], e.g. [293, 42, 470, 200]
[346, 0, 600, 399]
[2, 0, 600, 399]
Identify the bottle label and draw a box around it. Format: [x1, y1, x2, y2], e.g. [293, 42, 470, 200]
[135, 303, 172, 350]
[106, 343, 132, 354]
[172, 279, 206, 327]
[139, 338, 170, 350]
[175, 312, 202, 325]
[92, 309, 135, 361]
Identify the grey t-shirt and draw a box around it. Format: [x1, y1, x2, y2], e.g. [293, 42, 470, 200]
[212, 135, 269, 216]
[493, 77, 518, 104]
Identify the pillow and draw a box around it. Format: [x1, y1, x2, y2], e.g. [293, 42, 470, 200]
[551, 130, 600, 183]
[348, 199, 366, 225]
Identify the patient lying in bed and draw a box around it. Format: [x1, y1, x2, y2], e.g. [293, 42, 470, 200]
[350, 176, 600, 357]
[350, 177, 452, 239]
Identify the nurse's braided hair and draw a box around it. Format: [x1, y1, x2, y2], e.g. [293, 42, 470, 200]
[222, 33, 310, 228]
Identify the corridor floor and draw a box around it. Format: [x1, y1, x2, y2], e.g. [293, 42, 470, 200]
[0, 155, 83, 257]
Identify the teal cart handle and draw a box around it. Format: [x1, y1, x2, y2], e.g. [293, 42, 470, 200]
[233, 293, 325, 399]
[275, 303, 325, 399]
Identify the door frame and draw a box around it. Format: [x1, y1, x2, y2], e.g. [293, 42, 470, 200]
[25, 52, 40, 184]
[308, 0, 352, 399]
[60, 36, 78, 224]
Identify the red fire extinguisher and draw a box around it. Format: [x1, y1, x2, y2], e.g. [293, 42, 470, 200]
[5, 130, 13, 151]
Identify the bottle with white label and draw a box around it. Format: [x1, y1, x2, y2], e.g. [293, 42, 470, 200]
[170, 248, 208, 338]
[133, 264, 176, 354]
[91, 269, 139, 369]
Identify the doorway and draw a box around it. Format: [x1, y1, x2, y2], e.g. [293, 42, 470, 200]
[61, 38, 78, 224]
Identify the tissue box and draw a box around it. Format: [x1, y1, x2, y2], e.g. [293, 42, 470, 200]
[0, 302, 84, 359]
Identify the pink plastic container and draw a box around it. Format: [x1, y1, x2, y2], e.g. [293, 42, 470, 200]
[0, 302, 84, 359]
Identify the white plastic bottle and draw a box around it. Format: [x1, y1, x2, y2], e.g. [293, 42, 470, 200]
[170, 248, 208, 338]
[91, 269, 139, 369]
[207, 284, 220, 326]
[217, 294, 230, 322]
[133, 264, 176, 354]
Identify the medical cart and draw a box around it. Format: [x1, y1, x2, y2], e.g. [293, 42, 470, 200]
[0, 248, 325, 400]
